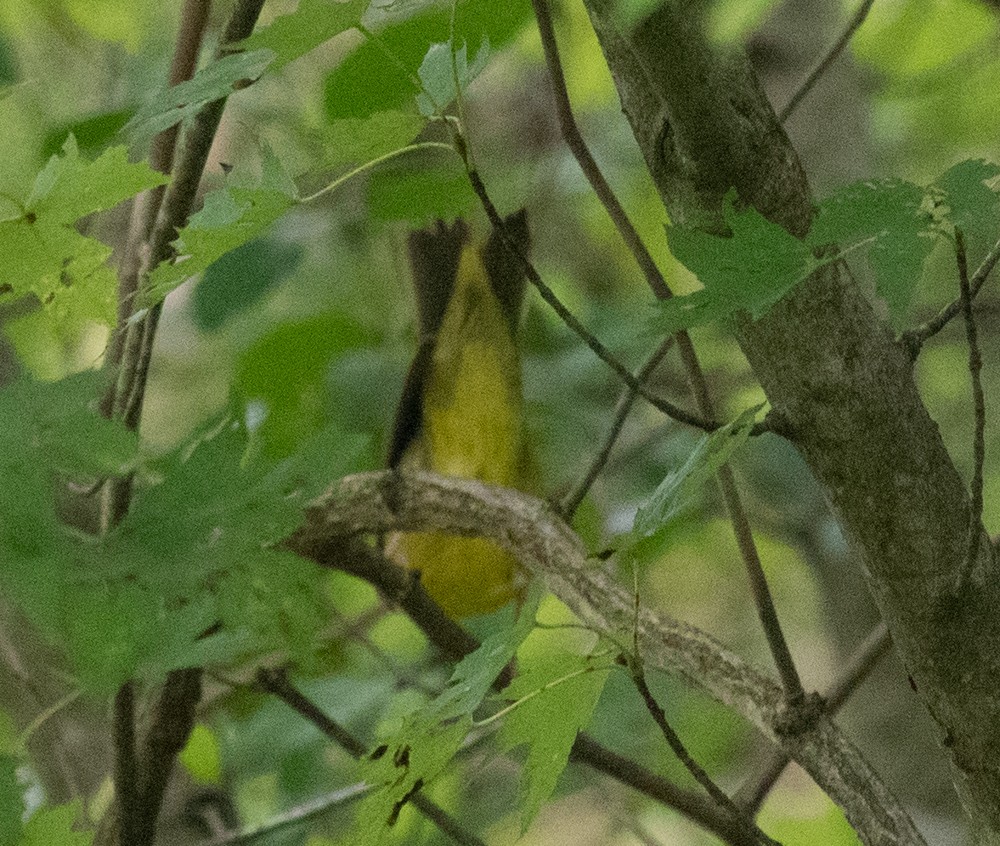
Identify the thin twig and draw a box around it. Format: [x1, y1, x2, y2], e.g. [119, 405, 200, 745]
[465, 168, 715, 432]
[531, 0, 671, 300]
[561, 337, 674, 518]
[902, 234, 1000, 354]
[103, 0, 266, 529]
[206, 783, 371, 845]
[526, 0, 800, 697]
[113, 682, 139, 844]
[255, 668, 489, 846]
[624, 656, 779, 846]
[778, 0, 877, 123]
[955, 229, 987, 591]
[734, 621, 891, 813]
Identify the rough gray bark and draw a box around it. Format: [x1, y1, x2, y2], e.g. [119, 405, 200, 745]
[580, 1, 1000, 841]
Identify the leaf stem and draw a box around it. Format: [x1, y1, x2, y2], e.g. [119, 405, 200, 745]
[297, 142, 455, 204]
[954, 228, 987, 591]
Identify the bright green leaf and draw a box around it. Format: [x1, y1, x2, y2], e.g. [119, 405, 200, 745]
[141, 149, 298, 309]
[0, 137, 166, 327]
[655, 193, 820, 335]
[179, 723, 223, 786]
[322, 110, 428, 169]
[240, 0, 367, 73]
[20, 802, 92, 846]
[498, 650, 610, 831]
[122, 50, 274, 145]
[415, 38, 491, 117]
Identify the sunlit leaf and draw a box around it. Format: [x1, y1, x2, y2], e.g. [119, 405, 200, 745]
[179, 723, 223, 786]
[498, 649, 610, 831]
[141, 148, 298, 308]
[0, 137, 167, 326]
[20, 802, 92, 846]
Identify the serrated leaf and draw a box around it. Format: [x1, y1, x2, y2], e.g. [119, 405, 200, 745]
[353, 719, 469, 846]
[20, 802, 92, 846]
[415, 38, 491, 117]
[27, 137, 167, 224]
[322, 110, 428, 169]
[348, 593, 539, 845]
[0, 137, 166, 326]
[498, 650, 610, 832]
[614, 406, 761, 566]
[122, 50, 274, 145]
[239, 0, 367, 73]
[808, 178, 933, 324]
[140, 149, 297, 308]
[654, 193, 820, 335]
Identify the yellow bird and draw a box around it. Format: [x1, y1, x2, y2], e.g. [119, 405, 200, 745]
[387, 212, 533, 619]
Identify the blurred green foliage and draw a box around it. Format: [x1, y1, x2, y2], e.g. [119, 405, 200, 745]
[0, 0, 996, 843]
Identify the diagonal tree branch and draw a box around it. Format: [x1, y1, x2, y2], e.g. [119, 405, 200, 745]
[288, 470, 927, 846]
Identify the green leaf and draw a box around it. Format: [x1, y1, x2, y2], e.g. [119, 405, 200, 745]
[322, 110, 428, 169]
[121, 50, 274, 145]
[615, 406, 761, 566]
[808, 178, 933, 323]
[140, 148, 298, 309]
[179, 723, 222, 785]
[368, 166, 476, 225]
[655, 192, 821, 335]
[0, 137, 167, 327]
[323, 0, 531, 120]
[193, 238, 304, 331]
[348, 594, 539, 845]
[20, 802, 92, 846]
[239, 0, 367, 73]
[0, 753, 22, 846]
[932, 159, 1000, 248]
[415, 38, 491, 117]
[234, 312, 375, 459]
[498, 650, 610, 831]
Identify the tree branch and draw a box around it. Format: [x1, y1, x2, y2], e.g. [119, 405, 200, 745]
[581, 0, 1000, 836]
[287, 470, 927, 846]
[778, 0, 876, 123]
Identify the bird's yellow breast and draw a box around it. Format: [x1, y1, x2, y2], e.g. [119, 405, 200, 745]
[394, 246, 530, 618]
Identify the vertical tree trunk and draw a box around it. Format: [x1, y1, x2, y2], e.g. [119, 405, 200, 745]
[582, 1, 1000, 840]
